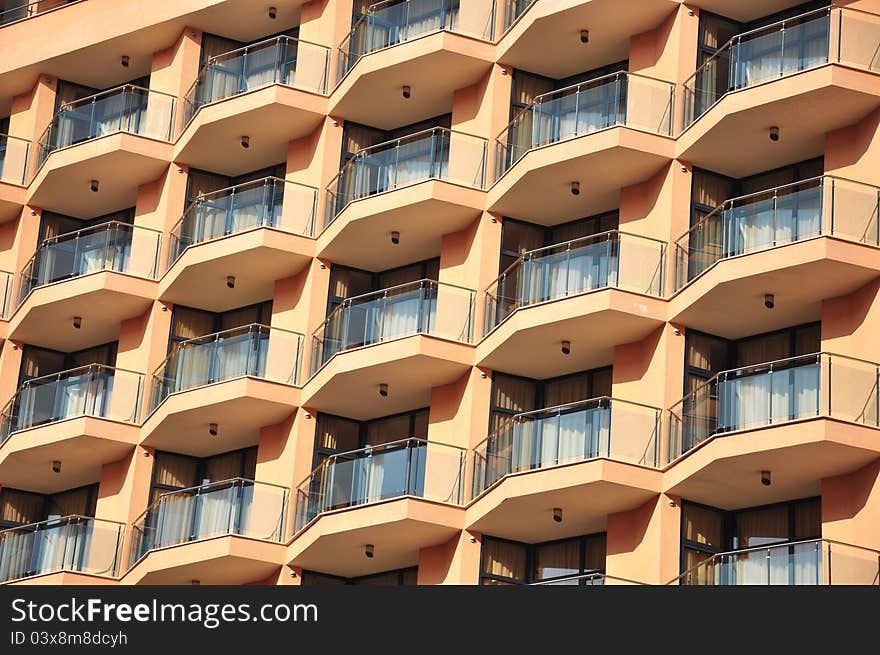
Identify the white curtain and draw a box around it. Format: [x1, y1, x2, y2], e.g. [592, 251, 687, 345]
[192, 485, 236, 539]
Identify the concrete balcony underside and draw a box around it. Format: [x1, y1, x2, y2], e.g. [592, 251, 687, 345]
[8, 272, 157, 352]
[288, 497, 463, 579]
[678, 65, 880, 178]
[317, 181, 485, 271]
[670, 237, 880, 339]
[489, 127, 674, 223]
[28, 134, 173, 219]
[466, 459, 662, 543]
[141, 378, 300, 457]
[497, 0, 679, 79]
[687, 0, 812, 23]
[0, 417, 139, 494]
[331, 31, 494, 129]
[160, 228, 315, 312]
[664, 418, 880, 511]
[0, 183, 26, 224]
[124, 536, 286, 585]
[303, 336, 473, 420]
[175, 85, 327, 177]
[478, 289, 667, 379]
[0, 0, 311, 110]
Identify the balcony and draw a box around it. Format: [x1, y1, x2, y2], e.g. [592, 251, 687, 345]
[304, 280, 475, 419]
[666, 353, 880, 510]
[531, 573, 644, 586]
[0, 133, 28, 222]
[126, 478, 288, 585]
[331, 0, 495, 128]
[478, 231, 667, 378]
[0, 365, 142, 493]
[679, 6, 880, 177]
[467, 397, 662, 542]
[674, 539, 880, 586]
[0, 515, 123, 585]
[289, 438, 465, 578]
[142, 324, 302, 456]
[0, 0, 83, 27]
[670, 176, 880, 338]
[496, 0, 679, 79]
[490, 72, 675, 222]
[160, 177, 317, 311]
[319, 127, 486, 271]
[8, 221, 160, 351]
[176, 36, 329, 175]
[28, 85, 176, 218]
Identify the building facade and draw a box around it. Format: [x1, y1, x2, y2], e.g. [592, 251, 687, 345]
[0, 0, 879, 586]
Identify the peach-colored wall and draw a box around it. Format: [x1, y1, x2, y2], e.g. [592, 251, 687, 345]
[606, 494, 680, 584]
[821, 459, 880, 551]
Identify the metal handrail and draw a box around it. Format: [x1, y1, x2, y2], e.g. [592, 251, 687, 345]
[682, 5, 833, 92]
[0, 0, 84, 25]
[151, 323, 303, 376]
[496, 70, 671, 140]
[0, 514, 124, 537]
[12, 362, 140, 390]
[671, 537, 880, 585]
[131, 477, 289, 528]
[203, 34, 327, 67]
[54, 84, 175, 113]
[676, 175, 831, 243]
[343, 125, 485, 161]
[473, 396, 661, 453]
[487, 229, 666, 293]
[296, 437, 467, 502]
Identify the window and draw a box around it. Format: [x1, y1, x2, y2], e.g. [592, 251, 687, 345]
[499, 213, 619, 275]
[18, 343, 117, 386]
[0, 485, 98, 529]
[168, 302, 273, 353]
[149, 448, 257, 504]
[680, 498, 821, 576]
[480, 534, 606, 585]
[312, 409, 429, 469]
[301, 567, 418, 586]
[489, 368, 612, 435]
[683, 322, 820, 395]
[185, 164, 286, 208]
[325, 259, 440, 318]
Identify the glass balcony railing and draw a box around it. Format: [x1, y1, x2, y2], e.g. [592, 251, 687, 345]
[309, 279, 475, 375]
[0, 364, 143, 443]
[14, 221, 161, 307]
[494, 71, 674, 180]
[293, 438, 466, 532]
[128, 478, 289, 567]
[166, 177, 317, 268]
[498, 0, 535, 35]
[182, 35, 330, 126]
[33, 85, 176, 173]
[0, 516, 124, 584]
[0, 133, 29, 185]
[674, 176, 880, 290]
[472, 397, 662, 497]
[0, 0, 80, 27]
[667, 352, 880, 462]
[531, 573, 644, 586]
[323, 127, 487, 228]
[0, 270, 11, 319]
[683, 6, 880, 127]
[336, 0, 496, 83]
[675, 539, 880, 586]
[149, 324, 303, 411]
[484, 230, 666, 334]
